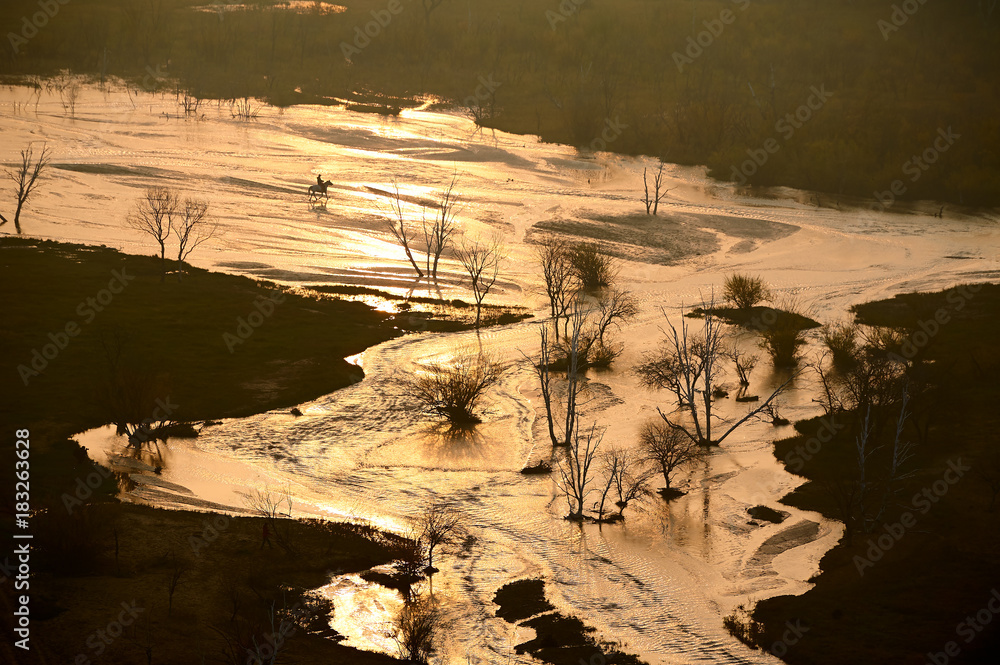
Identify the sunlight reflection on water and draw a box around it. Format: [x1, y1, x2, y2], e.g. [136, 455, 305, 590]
[26, 80, 998, 665]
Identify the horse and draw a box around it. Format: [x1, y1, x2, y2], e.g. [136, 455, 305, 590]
[308, 179, 333, 202]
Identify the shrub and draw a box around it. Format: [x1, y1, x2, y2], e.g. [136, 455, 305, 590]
[585, 340, 623, 368]
[822, 321, 859, 370]
[569, 244, 617, 290]
[723, 602, 765, 649]
[861, 325, 908, 359]
[759, 298, 810, 367]
[723, 273, 772, 310]
[759, 321, 806, 368]
[407, 352, 507, 423]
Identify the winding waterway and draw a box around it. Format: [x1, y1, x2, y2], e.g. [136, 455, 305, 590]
[5, 82, 998, 665]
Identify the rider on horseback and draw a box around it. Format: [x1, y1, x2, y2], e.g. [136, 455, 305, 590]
[317, 174, 323, 187]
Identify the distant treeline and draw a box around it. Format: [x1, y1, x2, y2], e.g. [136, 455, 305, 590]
[2, 0, 998, 206]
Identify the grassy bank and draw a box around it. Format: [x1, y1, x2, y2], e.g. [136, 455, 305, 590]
[752, 284, 1000, 664]
[0, 237, 407, 456]
[1, 502, 412, 665]
[0, 237, 525, 448]
[2, 0, 998, 206]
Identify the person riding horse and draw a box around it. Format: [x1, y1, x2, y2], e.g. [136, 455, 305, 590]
[309, 176, 333, 202]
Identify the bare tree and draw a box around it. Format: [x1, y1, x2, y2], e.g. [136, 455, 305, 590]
[165, 553, 189, 617]
[456, 233, 505, 328]
[127, 187, 178, 281]
[178, 91, 202, 115]
[592, 288, 640, 347]
[526, 305, 587, 448]
[595, 447, 654, 521]
[537, 239, 579, 339]
[531, 325, 561, 448]
[417, 504, 462, 572]
[407, 351, 507, 424]
[639, 419, 702, 495]
[641, 161, 672, 215]
[556, 422, 604, 520]
[594, 452, 621, 523]
[241, 487, 294, 553]
[726, 346, 759, 387]
[635, 305, 793, 446]
[422, 176, 459, 279]
[3, 143, 51, 234]
[173, 198, 218, 277]
[386, 181, 424, 278]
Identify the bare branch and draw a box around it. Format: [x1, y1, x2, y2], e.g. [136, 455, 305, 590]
[385, 180, 425, 278]
[173, 198, 219, 277]
[4, 143, 51, 233]
[456, 232, 505, 328]
[127, 187, 178, 281]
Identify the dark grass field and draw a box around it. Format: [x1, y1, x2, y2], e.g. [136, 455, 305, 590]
[1, 502, 413, 665]
[754, 284, 1000, 664]
[1, 237, 401, 439]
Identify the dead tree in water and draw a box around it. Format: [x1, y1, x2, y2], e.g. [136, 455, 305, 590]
[422, 176, 459, 279]
[635, 303, 792, 446]
[456, 233, 505, 327]
[556, 422, 603, 520]
[639, 419, 702, 495]
[595, 447, 654, 520]
[386, 181, 424, 278]
[528, 305, 586, 448]
[537, 239, 579, 339]
[417, 504, 463, 572]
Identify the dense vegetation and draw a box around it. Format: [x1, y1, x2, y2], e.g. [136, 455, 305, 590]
[753, 284, 1000, 664]
[2, 0, 998, 206]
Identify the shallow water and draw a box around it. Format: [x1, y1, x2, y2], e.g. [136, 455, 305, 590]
[10, 83, 998, 665]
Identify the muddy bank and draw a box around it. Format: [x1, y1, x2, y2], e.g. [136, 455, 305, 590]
[529, 212, 798, 266]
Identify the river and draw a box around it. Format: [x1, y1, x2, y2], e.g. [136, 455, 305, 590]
[4, 81, 998, 665]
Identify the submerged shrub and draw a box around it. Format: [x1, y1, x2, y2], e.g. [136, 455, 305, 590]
[406, 352, 507, 424]
[723, 273, 772, 310]
[759, 321, 806, 368]
[822, 321, 859, 370]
